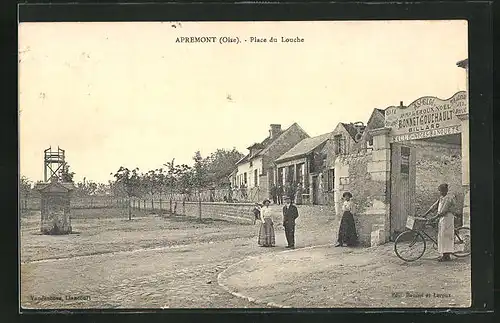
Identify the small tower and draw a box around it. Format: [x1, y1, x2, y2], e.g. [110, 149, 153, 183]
[44, 146, 66, 182]
[37, 146, 74, 235]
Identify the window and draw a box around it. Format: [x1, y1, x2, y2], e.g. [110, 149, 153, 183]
[244, 172, 248, 185]
[327, 169, 335, 191]
[287, 165, 295, 183]
[367, 137, 374, 149]
[334, 135, 346, 155]
[254, 169, 258, 187]
[297, 163, 304, 184]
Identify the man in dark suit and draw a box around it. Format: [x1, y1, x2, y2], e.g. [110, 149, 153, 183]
[270, 184, 278, 204]
[283, 196, 299, 248]
[277, 185, 284, 205]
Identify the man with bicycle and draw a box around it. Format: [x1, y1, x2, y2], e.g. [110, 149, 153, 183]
[423, 183, 456, 262]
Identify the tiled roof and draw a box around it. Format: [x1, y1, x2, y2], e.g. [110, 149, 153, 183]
[235, 128, 284, 166]
[275, 132, 331, 163]
[341, 123, 359, 140]
[235, 123, 308, 166]
[35, 181, 75, 192]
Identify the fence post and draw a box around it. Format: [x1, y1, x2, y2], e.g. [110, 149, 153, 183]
[198, 191, 202, 220]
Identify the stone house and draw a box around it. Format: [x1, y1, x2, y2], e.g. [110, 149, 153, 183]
[333, 105, 463, 246]
[230, 123, 309, 202]
[274, 132, 331, 205]
[320, 122, 366, 206]
[354, 108, 386, 152]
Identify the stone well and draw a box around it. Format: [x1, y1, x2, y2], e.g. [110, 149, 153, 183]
[35, 181, 75, 235]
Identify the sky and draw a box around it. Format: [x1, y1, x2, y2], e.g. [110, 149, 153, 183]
[19, 21, 468, 183]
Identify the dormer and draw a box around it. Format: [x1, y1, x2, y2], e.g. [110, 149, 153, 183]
[247, 143, 264, 158]
[352, 121, 366, 142]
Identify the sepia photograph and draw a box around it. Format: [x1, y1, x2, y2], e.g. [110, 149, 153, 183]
[19, 20, 471, 309]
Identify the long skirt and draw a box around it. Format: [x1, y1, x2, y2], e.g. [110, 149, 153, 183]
[438, 212, 455, 254]
[337, 211, 358, 246]
[258, 217, 275, 247]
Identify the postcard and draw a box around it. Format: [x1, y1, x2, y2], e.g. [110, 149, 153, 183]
[19, 20, 470, 310]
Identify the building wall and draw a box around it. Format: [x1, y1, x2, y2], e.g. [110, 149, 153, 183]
[235, 157, 263, 188]
[334, 152, 388, 246]
[324, 125, 358, 170]
[355, 110, 386, 153]
[333, 136, 462, 247]
[275, 157, 308, 187]
[233, 124, 309, 201]
[262, 124, 310, 170]
[405, 139, 463, 216]
[320, 124, 358, 205]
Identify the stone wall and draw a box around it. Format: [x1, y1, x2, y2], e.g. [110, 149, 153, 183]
[148, 201, 337, 225]
[334, 152, 388, 246]
[406, 140, 463, 216]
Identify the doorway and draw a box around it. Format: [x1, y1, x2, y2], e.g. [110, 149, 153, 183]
[389, 143, 416, 240]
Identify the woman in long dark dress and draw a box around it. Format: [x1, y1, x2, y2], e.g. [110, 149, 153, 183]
[335, 192, 358, 247]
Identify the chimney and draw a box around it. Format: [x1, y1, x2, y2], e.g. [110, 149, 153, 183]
[269, 124, 282, 139]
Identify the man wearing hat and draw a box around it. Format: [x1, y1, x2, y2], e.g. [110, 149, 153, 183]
[283, 195, 299, 248]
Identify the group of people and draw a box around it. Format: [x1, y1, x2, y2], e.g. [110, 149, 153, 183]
[253, 182, 458, 262]
[253, 191, 358, 249]
[270, 182, 305, 206]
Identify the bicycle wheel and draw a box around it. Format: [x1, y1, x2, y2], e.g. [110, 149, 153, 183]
[453, 227, 471, 257]
[394, 230, 426, 262]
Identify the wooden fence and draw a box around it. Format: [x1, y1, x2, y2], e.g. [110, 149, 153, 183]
[19, 187, 263, 212]
[19, 196, 129, 211]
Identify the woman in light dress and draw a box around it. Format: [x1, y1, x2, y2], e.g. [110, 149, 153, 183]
[424, 183, 456, 262]
[257, 199, 275, 247]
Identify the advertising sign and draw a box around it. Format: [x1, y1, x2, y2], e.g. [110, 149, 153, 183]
[384, 91, 467, 142]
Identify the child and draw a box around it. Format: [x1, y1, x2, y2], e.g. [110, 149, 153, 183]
[252, 203, 262, 225]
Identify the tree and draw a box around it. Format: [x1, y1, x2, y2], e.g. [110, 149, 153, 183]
[111, 167, 142, 220]
[96, 182, 111, 196]
[142, 169, 168, 212]
[192, 151, 209, 219]
[152, 168, 167, 213]
[59, 164, 75, 183]
[204, 148, 244, 187]
[19, 175, 32, 211]
[164, 159, 191, 214]
[75, 180, 98, 197]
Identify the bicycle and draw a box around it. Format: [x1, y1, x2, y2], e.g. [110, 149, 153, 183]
[394, 215, 470, 262]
